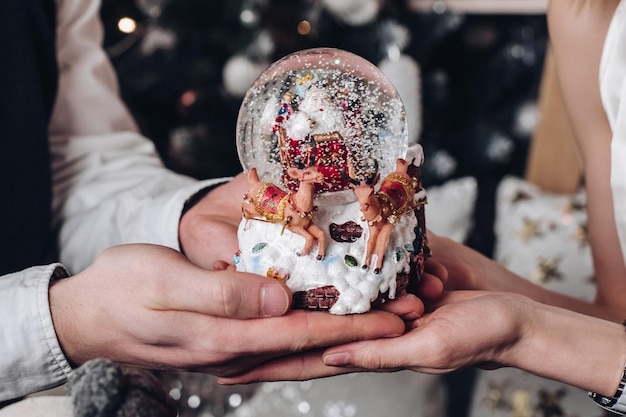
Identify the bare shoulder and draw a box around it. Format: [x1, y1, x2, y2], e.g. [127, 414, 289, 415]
[548, 0, 619, 41]
[546, 0, 619, 159]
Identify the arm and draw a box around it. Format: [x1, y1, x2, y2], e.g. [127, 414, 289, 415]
[432, 2, 626, 321]
[50, 0, 228, 274]
[325, 292, 626, 398]
[222, 291, 626, 403]
[430, 233, 626, 321]
[547, 0, 626, 310]
[434, 1, 626, 321]
[0, 244, 410, 403]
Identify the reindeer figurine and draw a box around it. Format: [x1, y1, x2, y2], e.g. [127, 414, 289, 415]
[242, 151, 326, 260]
[345, 158, 418, 274]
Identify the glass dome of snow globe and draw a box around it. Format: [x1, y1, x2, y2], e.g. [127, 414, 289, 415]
[236, 47, 408, 194]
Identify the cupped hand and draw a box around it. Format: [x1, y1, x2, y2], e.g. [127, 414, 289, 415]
[427, 231, 502, 291]
[417, 255, 448, 299]
[321, 291, 527, 373]
[427, 232, 556, 302]
[49, 244, 409, 377]
[178, 173, 248, 270]
[375, 256, 447, 321]
[220, 291, 528, 383]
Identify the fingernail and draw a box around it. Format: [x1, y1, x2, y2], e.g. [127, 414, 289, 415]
[216, 378, 233, 385]
[323, 352, 351, 367]
[261, 283, 290, 317]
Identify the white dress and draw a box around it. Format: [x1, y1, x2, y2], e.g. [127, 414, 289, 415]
[601, 0, 626, 266]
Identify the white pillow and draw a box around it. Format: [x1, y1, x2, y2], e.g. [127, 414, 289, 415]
[467, 176, 599, 417]
[426, 176, 477, 243]
[494, 176, 595, 300]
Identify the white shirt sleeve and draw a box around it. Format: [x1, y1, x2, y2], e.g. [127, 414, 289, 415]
[49, 0, 231, 274]
[0, 265, 72, 402]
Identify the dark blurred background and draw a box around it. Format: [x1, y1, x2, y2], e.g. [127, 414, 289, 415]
[99, 1, 548, 415]
[100, 0, 547, 258]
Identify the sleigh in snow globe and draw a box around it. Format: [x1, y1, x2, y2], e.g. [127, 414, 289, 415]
[235, 47, 428, 314]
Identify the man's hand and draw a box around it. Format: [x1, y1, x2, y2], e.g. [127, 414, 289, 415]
[178, 173, 248, 270]
[49, 244, 409, 376]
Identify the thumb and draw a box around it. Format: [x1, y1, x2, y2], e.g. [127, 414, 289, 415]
[156, 268, 292, 319]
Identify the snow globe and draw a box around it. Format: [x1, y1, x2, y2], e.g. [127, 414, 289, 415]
[235, 47, 428, 314]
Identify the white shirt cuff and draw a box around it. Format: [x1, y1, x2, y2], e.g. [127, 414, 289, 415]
[0, 264, 72, 401]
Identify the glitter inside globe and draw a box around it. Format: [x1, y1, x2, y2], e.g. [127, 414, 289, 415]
[234, 48, 425, 315]
[236, 47, 408, 193]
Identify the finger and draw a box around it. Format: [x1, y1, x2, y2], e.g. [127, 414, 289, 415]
[153, 307, 409, 375]
[424, 258, 448, 285]
[321, 332, 453, 374]
[322, 336, 415, 369]
[421, 290, 494, 315]
[200, 309, 407, 362]
[218, 349, 354, 384]
[184, 216, 240, 269]
[202, 172, 249, 216]
[426, 229, 439, 240]
[158, 269, 292, 319]
[428, 290, 491, 308]
[416, 272, 444, 300]
[376, 293, 424, 320]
